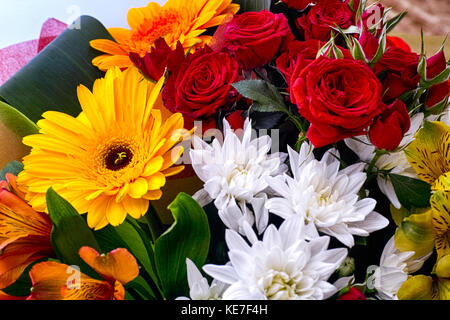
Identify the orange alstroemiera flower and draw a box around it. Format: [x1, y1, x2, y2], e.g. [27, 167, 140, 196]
[90, 0, 240, 70]
[28, 247, 139, 300]
[0, 174, 53, 290]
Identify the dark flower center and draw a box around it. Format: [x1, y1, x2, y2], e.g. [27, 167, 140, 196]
[104, 145, 134, 171]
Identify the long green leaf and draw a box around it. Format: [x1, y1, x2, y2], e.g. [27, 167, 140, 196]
[0, 16, 113, 123]
[154, 193, 211, 299]
[46, 188, 101, 279]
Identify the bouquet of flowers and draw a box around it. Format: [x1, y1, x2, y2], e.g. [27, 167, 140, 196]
[0, 0, 448, 301]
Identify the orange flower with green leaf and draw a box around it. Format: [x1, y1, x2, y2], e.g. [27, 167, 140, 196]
[28, 247, 139, 300]
[0, 174, 53, 290]
[90, 0, 240, 71]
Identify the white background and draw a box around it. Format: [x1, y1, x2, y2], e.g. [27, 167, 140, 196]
[0, 0, 167, 48]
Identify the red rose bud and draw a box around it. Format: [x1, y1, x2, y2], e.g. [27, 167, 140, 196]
[369, 99, 410, 151]
[292, 56, 384, 148]
[425, 50, 449, 108]
[296, 0, 354, 42]
[339, 287, 366, 300]
[281, 0, 316, 10]
[226, 111, 246, 130]
[129, 38, 184, 82]
[374, 47, 420, 103]
[223, 10, 291, 70]
[162, 46, 242, 132]
[361, 3, 385, 36]
[386, 35, 412, 52]
[358, 28, 380, 60]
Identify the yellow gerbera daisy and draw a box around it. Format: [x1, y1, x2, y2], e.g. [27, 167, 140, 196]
[90, 0, 240, 71]
[17, 66, 189, 230]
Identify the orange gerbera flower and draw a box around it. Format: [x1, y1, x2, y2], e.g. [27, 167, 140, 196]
[0, 174, 53, 290]
[27, 247, 139, 300]
[90, 0, 240, 70]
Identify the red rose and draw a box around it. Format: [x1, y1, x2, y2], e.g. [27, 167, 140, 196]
[162, 47, 241, 130]
[374, 47, 420, 103]
[386, 35, 412, 52]
[277, 40, 351, 102]
[130, 38, 184, 82]
[223, 10, 291, 70]
[339, 287, 366, 300]
[281, 0, 316, 10]
[276, 39, 323, 91]
[292, 56, 384, 147]
[369, 99, 411, 150]
[425, 50, 449, 109]
[296, 0, 354, 41]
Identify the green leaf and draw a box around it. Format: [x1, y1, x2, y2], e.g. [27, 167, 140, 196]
[351, 37, 368, 62]
[234, 0, 271, 12]
[154, 193, 211, 299]
[389, 174, 432, 210]
[0, 161, 23, 181]
[232, 80, 287, 113]
[0, 101, 39, 137]
[125, 276, 157, 300]
[421, 68, 450, 88]
[46, 188, 101, 279]
[0, 16, 113, 123]
[385, 11, 408, 34]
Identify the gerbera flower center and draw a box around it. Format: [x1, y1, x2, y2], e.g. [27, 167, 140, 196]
[103, 144, 134, 171]
[128, 9, 185, 55]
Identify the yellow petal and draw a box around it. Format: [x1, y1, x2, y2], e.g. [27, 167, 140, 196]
[436, 254, 450, 278]
[143, 189, 162, 201]
[147, 172, 166, 190]
[106, 198, 127, 227]
[397, 275, 436, 300]
[430, 189, 450, 258]
[405, 121, 450, 185]
[394, 210, 436, 259]
[143, 156, 164, 177]
[128, 178, 148, 199]
[122, 196, 149, 219]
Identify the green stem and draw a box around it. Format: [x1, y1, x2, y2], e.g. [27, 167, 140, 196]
[366, 150, 384, 181]
[145, 202, 164, 243]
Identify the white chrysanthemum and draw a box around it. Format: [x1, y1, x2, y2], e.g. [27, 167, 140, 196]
[176, 258, 228, 300]
[265, 143, 389, 247]
[345, 113, 424, 209]
[368, 236, 431, 300]
[203, 217, 348, 300]
[190, 119, 287, 234]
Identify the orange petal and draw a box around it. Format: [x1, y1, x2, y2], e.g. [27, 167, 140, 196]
[92, 54, 132, 72]
[5, 174, 26, 199]
[0, 189, 52, 238]
[79, 247, 139, 285]
[90, 39, 126, 55]
[28, 261, 114, 300]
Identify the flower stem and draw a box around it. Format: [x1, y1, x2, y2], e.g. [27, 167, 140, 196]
[366, 149, 384, 181]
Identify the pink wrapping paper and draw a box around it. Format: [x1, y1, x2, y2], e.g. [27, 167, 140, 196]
[0, 18, 67, 86]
